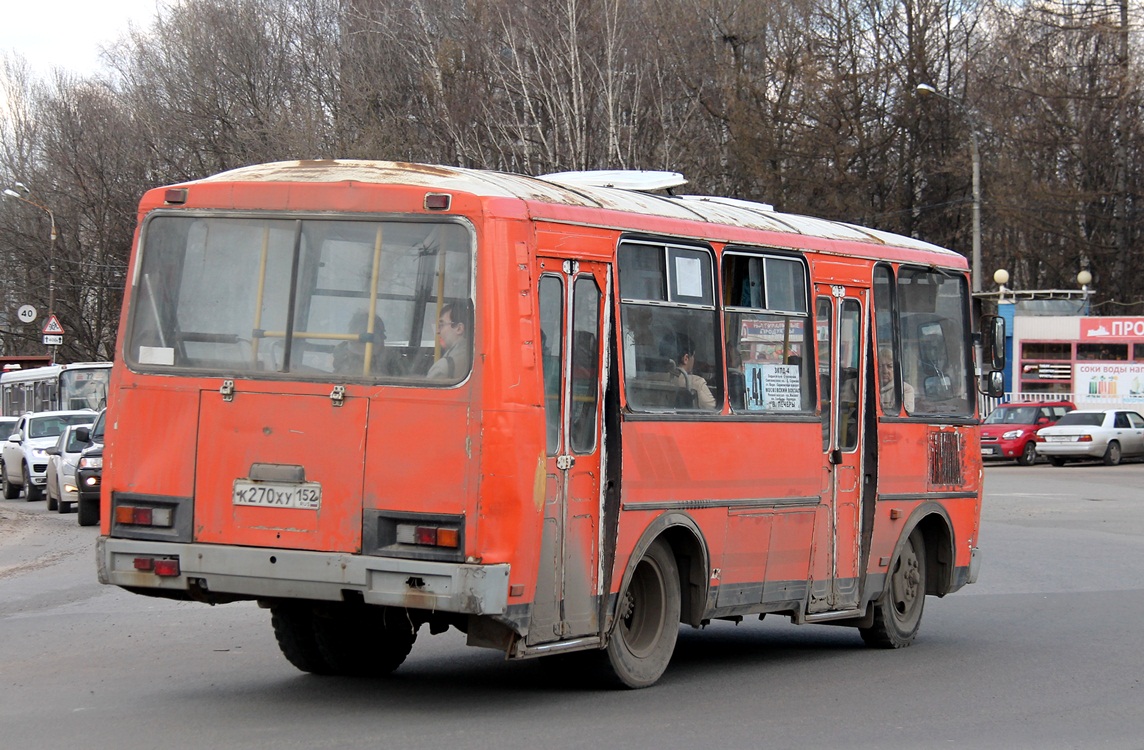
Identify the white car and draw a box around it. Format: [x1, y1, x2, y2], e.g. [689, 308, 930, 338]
[45, 422, 93, 513]
[1034, 409, 1144, 466]
[1, 410, 97, 501]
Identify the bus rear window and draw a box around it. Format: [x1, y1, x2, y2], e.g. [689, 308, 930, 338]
[127, 216, 474, 384]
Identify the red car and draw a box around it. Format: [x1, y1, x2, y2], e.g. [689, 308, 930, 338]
[981, 400, 1076, 465]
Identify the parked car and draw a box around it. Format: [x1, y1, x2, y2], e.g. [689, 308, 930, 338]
[1, 410, 98, 501]
[45, 422, 93, 513]
[980, 400, 1076, 465]
[0, 416, 17, 438]
[1034, 409, 1144, 466]
[75, 409, 105, 526]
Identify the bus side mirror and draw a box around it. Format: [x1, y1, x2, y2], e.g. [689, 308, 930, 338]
[982, 370, 1004, 398]
[980, 315, 1006, 371]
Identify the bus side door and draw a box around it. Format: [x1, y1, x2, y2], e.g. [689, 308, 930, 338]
[530, 258, 609, 643]
[813, 286, 866, 613]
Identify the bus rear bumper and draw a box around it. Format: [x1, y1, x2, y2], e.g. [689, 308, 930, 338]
[97, 537, 510, 615]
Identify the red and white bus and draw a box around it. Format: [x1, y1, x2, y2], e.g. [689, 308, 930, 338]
[97, 161, 1003, 687]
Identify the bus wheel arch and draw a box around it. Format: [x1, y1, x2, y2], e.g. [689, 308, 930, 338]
[603, 515, 708, 688]
[860, 510, 953, 648]
[616, 514, 709, 629]
[912, 510, 956, 597]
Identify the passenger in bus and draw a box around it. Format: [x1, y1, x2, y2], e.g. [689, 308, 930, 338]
[878, 347, 916, 413]
[662, 332, 717, 410]
[428, 300, 472, 379]
[333, 311, 392, 376]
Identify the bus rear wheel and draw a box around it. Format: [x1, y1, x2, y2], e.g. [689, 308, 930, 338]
[861, 529, 925, 649]
[271, 603, 334, 675]
[312, 604, 418, 677]
[604, 539, 681, 689]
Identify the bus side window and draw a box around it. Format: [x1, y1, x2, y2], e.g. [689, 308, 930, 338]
[723, 252, 812, 414]
[619, 241, 719, 413]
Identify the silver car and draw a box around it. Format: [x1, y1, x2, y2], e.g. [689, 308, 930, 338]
[45, 422, 93, 513]
[1, 410, 98, 500]
[1034, 409, 1144, 466]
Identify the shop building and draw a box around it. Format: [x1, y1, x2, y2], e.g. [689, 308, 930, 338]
[981, 271, 1144, 412]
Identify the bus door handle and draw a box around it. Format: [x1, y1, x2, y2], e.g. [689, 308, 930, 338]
[828, 448, 842, 465]
[556, 455, 575, 470]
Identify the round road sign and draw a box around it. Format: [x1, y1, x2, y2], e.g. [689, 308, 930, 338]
[17, 305, 37, 324]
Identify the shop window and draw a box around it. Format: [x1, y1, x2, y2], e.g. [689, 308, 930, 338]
[1077, 343, 1128, 361]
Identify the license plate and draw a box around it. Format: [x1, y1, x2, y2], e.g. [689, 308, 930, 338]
[233, 480, 322, 509]
[981, 447, 996, 455]
[1045, 436, 1070, 443]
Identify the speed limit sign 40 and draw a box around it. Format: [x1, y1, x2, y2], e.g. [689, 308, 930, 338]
[17, 304, 37, 324]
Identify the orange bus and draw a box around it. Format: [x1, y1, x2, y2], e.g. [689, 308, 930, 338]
[97, 161, 1004, 687]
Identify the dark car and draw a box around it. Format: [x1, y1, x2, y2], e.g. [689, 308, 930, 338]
[74, 409, 105, 526]
[980, 400, 1076, 465]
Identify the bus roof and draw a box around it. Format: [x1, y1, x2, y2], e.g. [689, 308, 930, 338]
[0, 361, 111, 384]
[185, 160, 960, 262]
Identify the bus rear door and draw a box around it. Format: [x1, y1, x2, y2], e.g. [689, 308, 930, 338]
[530, 257, 609, 643]
[813, 285, 867, 614]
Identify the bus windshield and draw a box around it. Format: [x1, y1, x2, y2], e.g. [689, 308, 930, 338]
[897, 268, 973, 417]
[60, 368, 110, 411]
[126, 216, 474, 383]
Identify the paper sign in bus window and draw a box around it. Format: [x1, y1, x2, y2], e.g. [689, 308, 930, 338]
[745, 363, 801, 411]
[673, 256, 703, 299]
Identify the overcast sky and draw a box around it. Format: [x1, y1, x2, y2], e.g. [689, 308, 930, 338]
[1, 0, 164, 78]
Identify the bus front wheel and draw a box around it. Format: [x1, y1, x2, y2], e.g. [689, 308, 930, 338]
[604, 539, 681, 689]
[861, 529, 926, 649]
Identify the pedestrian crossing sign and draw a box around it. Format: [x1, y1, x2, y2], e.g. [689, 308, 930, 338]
[42, 314, 65, 335]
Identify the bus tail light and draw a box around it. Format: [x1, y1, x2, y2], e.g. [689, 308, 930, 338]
[164, 188, 188, 204]
[115, 504, 174, 528]
[397, 523, 460, 549]
[424, 193, 451, 211]
[133, 557, 180, 577]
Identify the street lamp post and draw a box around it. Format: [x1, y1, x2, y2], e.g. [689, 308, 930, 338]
[917, 83, 982, 293]
[3, 184, 58, 362]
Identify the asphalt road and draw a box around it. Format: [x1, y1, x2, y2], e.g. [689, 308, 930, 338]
[2, 461, 1143, 750]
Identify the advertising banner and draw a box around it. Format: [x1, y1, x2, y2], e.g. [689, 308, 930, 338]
[1074, 362, 1144, 407]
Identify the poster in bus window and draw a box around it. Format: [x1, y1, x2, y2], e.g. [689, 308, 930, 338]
[744, 363, 800, 411]
[738, 318, 804, 411]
